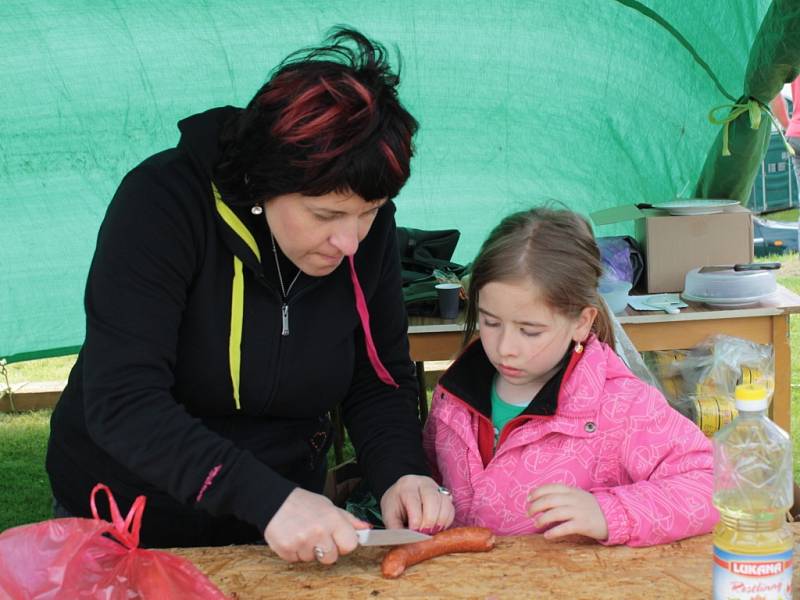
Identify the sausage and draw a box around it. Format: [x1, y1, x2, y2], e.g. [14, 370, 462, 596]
[381, 527, 495, 578]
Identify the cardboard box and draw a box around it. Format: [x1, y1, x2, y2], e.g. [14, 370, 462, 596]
[592, 204, 754, 293]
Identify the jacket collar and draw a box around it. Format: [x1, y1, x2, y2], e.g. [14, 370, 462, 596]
[439, 339, 575, 418]
[212, 183, 264, 275]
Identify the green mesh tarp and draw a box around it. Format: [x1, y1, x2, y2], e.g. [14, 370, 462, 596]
[1, 0, 794, 362]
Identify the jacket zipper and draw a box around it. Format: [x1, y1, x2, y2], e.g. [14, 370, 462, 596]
[496, 414, 537, 448]
[446, 395, 497, 467]
[281, 304, 289, 336]
[256, 274, 322, 409]
[443, 392, 547, 466]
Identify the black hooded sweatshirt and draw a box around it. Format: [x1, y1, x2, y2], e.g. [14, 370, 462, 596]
[46, 107, 429, 546]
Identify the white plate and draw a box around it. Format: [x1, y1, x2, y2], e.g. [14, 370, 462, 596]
[681, 291, 775, 308]
[653, 199, 739, 216]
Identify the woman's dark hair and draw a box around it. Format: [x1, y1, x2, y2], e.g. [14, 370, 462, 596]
[463, 207, 615, 348]
[214, 27, 418, 204]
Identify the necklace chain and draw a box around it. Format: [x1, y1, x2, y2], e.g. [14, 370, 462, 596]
[270, 233, 301, 299]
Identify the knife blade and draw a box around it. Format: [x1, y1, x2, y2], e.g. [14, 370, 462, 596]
[698, 262, 781, 273]
[356, 529, 432, 546]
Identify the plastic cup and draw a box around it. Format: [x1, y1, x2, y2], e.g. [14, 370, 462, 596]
[435, 283, 461, 319]
[598, 279, 632, 315]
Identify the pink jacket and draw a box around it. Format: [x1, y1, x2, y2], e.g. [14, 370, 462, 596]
[423, 336, 718, 546]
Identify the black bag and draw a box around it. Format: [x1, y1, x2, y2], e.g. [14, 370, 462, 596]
[395, 227, 467, 316]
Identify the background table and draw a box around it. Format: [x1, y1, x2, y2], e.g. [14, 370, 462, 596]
[408, 285, 800, 432]
[172, 524, 800, 599]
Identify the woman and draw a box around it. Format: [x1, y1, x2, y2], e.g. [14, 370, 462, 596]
[46, 28, 454, 561]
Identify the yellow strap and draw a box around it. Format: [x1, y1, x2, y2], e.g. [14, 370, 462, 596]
[212, 183, 260, 410]
[212, 183, 261, 262]
[229, 256, 244, 410]
[708, 98, 796, 157]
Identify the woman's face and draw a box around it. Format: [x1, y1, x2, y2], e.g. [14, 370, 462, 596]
[478, 279, 595, 395]
[264, 191, 386, 277]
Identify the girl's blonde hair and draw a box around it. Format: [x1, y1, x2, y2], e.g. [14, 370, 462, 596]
[463, 207, 615, 348]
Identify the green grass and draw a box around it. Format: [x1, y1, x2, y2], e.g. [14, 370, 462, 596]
[4, 355, 76, 382]
[762, 208, 799, 222]
[0, 411, 52, 531]
[1, 355, 74, 533]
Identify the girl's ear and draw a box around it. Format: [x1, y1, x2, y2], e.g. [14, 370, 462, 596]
[573, 306, 598, 342]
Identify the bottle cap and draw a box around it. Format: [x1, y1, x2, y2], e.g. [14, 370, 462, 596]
[734, 383, 769, 411]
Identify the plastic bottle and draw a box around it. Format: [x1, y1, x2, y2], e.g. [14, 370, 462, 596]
[712, 384, 793, 599]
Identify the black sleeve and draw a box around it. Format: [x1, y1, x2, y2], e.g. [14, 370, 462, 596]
[341, 210, 431, 501]
[81, 166, 294, 533]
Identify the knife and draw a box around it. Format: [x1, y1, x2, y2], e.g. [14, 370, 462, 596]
[356, 529, 432, 546]
[698, 262, 781, 273]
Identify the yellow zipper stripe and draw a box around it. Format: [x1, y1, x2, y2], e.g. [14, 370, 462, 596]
[212, 183, 261, 262]
[229, 256, 244, 410]
[212, 183, 257, 411]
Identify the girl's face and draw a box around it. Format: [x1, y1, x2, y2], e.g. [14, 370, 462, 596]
[265, 191, 386, 277]
[478, 279, 596, 395]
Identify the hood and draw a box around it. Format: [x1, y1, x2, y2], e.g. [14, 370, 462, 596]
[177, 105, 239, 179]
[177, 106, 263, 275]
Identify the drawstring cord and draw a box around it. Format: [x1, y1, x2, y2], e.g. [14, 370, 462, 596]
[348, 256, 398, 389]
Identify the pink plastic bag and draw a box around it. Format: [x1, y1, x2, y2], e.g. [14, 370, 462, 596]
[0, 483, 230, 599]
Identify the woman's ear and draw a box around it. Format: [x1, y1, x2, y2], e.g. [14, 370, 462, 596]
[573, 306, 598, 341]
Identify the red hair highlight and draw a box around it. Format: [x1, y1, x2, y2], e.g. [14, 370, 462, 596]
[380, 140, 403, 177]
[262, 70, 378, 164]
[343, 74, 373, 108]
[214, 28, 419, 203]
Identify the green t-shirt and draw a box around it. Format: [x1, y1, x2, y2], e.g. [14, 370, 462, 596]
[490, 375, 528, 443]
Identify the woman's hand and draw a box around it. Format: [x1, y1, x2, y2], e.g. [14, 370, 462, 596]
[526, 484, 608, 542]
[380, 475, 455, 533]
[264, 487, 370, 564]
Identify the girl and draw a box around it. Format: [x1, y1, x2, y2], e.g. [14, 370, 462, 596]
[423, 207, 717, 546]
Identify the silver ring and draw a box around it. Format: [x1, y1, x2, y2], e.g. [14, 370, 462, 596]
[313, 545, 326, 561]
[437, 486, 451, 497]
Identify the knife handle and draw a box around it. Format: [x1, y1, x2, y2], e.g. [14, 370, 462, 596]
[733, 262, 780, 271]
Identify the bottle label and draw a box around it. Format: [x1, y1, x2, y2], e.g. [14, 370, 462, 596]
[713, 545, 793, 599]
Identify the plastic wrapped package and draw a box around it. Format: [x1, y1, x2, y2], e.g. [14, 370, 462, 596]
[644, 349, 693, 418]
[0, 484, 229, 600]
[644, 335, 774, 437]
[605, 301, 663, 393]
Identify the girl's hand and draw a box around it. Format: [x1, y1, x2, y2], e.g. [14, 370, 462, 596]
[526, 484, 608, 542]
[264, 487, 371, 564]
[380, 474, 455, 534]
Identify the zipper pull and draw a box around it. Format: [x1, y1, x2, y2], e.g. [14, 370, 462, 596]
[281, 303, 290, 336]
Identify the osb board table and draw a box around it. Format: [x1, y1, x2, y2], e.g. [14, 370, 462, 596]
[170, 524, 800, 599]
[408, 284, 800, 432]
